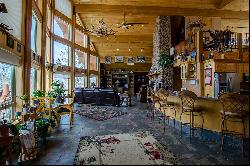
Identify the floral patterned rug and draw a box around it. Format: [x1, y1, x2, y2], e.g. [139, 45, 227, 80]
[76, 105, 127, 121]
[73, 132, 182, 165]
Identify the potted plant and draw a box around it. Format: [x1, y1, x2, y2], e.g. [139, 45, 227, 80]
[35, 118, 51, 144]
[49, 81, 66, 103]
[20, 95, 29, 114]
[32, 90, 45, 106]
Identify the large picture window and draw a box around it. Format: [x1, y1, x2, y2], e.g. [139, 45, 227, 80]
[90, 55, 99, 71]
[89, 74, 97, 87]
[75, 76, 87, 88]
[53, 16, 71, 40]
[55, 0, 72, 19]
[53, 41, 70, 66]
[31, 13, 38, 53]
[30, 68, 37, 95]
[75, 49, 87, 69]
[75, 29, 85, 47]
[53, 73, 70, 96]
[0, 62, 15, 121]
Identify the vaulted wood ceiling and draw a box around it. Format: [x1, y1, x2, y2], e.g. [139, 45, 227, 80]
[72, 0, 249, 63]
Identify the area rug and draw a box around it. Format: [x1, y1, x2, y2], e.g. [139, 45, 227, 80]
[76, 105, 127, 121]
[73, 132, 182, 165]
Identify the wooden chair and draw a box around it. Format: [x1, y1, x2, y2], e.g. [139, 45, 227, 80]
[54, 98, 74, 128]
[218, 92, 248, 155]
[179, 90, 204, 143]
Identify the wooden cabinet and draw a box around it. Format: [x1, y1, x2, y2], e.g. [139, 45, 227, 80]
[181, 62, 197, 79]
[215, 63, 237, 73]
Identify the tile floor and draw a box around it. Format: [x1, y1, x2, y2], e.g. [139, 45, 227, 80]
[24, 100, 249, 165]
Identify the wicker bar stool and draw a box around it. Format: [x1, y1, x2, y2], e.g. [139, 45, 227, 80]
[179, 90, 204, 143]
[218, 92, 248, 155]
[157, 89, 177, 131]
[151, 93, 161, 121]
[147, 97, 154, 120]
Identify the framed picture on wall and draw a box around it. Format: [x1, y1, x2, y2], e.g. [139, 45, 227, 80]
[115, 56, 124, 63]
[205, 68, 212, 85]
[127, 56, 134, 65]
[136, 56, 145, 63]
[105, 56, 112, 64]
[6, 35, 14, 49]
[17, 42, 22, 52]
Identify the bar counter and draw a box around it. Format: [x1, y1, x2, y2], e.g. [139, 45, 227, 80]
[154, 93, 249, 137]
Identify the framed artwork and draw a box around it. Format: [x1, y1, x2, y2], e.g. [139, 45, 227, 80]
[115, 56, 124, 63]
[105, 56, 112, 64]
[205, 68, 212, 85]
[6, 35, 14, 49]
[127, 56, 134, 65]
[136, 56, 145, 63]
[17, 43, 22, 52]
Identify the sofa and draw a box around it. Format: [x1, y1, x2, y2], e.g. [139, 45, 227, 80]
[74, 88, 116, 106]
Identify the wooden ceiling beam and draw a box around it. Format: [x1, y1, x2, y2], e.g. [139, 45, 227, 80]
[216, 0, 235, 9]
[75, 4, 248, 19]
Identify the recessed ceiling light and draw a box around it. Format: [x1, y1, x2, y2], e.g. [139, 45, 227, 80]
[128, 48, 131, 51]
[116, 48, 119, 51]
[141, 24, 144, 27]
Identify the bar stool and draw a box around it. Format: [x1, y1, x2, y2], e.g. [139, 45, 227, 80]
[150, 93, 161, 121]
[179, 90, 204, 143]
[218, 92, 248, 155]
[147, 97, 154, 120]
[160, 92, 177, 131]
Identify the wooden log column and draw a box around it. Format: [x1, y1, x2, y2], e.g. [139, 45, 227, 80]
[23, 0, 32, 97]
[41, 0, 48, 91]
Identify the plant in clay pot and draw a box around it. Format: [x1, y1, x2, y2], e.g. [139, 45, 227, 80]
[48, 81, 66, 103]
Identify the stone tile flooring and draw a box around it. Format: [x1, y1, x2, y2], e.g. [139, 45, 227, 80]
[26, 100, 249, 165]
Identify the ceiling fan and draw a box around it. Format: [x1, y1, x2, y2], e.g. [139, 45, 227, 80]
[117, 13, 148, 29]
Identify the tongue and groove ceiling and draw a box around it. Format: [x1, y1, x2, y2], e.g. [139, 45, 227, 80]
[72, 0, 249, 63]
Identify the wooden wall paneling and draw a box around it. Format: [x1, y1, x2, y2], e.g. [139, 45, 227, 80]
[243, 63, 249, 73]
[216, 0, 235, 9]
[237, 33, 243, 61]
[75, 4, 248, 19]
